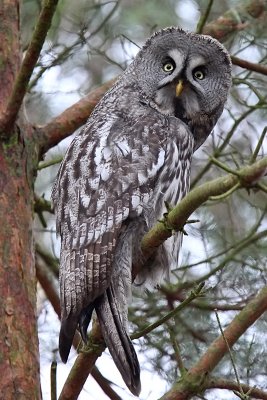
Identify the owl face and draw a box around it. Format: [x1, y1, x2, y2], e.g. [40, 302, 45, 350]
[131, 28, 232, 146]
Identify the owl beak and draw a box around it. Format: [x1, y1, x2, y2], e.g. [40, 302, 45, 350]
[175, 80, 184, 97]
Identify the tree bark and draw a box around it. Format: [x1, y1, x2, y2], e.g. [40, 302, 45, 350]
[0, 1, 41, 398]
[0, 131, 41, 398]
[0, 0, 20, 117]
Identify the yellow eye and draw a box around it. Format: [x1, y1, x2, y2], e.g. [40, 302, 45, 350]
[163, 62, 175, 73]
[193, 69, 205, 80]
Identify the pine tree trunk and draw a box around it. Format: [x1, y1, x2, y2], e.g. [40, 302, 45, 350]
[0, 135, 41, 399]
[0, 1, 41, 398]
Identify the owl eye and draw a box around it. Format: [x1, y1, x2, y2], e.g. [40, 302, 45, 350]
[193, 68, 205, 80]
[163, 61, 175, 73]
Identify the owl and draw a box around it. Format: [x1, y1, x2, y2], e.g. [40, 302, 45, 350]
[52, 27, 231, 395]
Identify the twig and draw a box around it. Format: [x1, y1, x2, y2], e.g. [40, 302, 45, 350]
[50, 361, 57, 400]
[231, 56, 267, 77]
[202, 0, 265, 41]
[35, 255, 61, 316]
[34, 195, 53, 227]
[92, 367, 123, 400]
[209, 182, 240, 201]
[215, 310, 242, 391]
[257, 182, 267, 194]
[196, 0, 214, 34]
[209, 157, 241, 176]
[161, 288, 247, 312]
[131, 283, 205, 340]
[250, 127, 267, 164]
[187, 229, 267, 289]
[38, 156, 63, 170]
[168, 324, 187, 376]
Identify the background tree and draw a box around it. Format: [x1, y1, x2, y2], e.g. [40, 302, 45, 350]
[0, 0, 266, 399]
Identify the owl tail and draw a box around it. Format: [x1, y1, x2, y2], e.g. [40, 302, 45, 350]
[95, 285, 141, 396]
[59, 285, 141, 396]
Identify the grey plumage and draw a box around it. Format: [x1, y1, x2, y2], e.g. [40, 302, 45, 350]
[52, 27, 231, 395]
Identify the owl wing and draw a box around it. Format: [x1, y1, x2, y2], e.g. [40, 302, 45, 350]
[52, 112, 168, 320]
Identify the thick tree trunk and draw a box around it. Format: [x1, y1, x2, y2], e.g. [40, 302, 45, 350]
[0, 133, 41, 398]
[0, 1, 41, 398]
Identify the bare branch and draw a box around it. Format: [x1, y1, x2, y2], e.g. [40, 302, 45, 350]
[232, 56, 267, 76]
[207, 377, 267, 400]
[0, 0, 59, 135]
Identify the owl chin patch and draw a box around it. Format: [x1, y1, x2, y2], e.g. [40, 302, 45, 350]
[174, 98, 190, 126]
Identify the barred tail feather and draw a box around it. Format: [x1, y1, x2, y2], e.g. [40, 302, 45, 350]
[95, 285, 141, 396]
[59, 285, 141, 396]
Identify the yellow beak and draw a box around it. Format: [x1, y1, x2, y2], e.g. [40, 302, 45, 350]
[175, 80, 184, 97]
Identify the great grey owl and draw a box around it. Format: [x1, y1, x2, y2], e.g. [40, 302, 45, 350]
[52, 27, 231, 395]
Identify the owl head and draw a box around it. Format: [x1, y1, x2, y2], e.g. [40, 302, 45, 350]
[128, 27, 232, 149]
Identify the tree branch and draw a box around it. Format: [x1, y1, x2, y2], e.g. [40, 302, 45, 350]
[206, 377, 267, 400]
[0, 0, 59, 135]
[161, 288, 247, 311]
[58, 320, 106, 400]
[159, 285, 267, 400]
[231, 56, 267, 76]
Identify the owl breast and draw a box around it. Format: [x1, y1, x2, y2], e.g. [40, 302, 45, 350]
[137, 126, 194, 281]
[150, 126, 193, 224]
